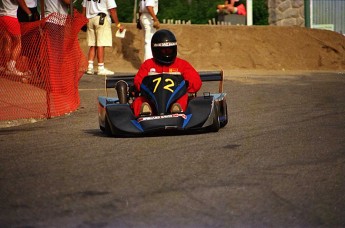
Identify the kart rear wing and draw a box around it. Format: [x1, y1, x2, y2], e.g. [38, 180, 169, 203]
[105, 70, 224, 96]
[198, 70, 224, 93]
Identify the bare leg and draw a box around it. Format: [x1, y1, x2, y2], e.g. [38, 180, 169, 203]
[88, 46, 96, 62]
[6, 34, 26, 76]
[227, 5, 236, 13]
[11, 35, 22, 63]
[95, 46, 113, 75]
[86, 46, 96, 74]
[0, 32, 11, 67]
[96, 46, 104, 64]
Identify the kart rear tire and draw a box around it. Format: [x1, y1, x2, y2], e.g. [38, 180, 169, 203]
[209, 105, 220, 132]
[104, 116, 113, 137]
[219, 99, 228, 128]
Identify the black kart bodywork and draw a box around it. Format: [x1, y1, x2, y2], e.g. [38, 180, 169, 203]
[98, 71, 228, 136]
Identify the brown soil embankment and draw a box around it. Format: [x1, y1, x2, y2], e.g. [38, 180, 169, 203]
[78, 24, 345, 73]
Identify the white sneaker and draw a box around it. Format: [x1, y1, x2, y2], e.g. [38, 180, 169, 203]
[97, 68, 114, 75]
[86, 68, 94, 75]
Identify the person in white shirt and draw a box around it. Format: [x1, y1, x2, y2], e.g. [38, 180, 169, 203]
[82, 0, 124, 75]
[138, 0, 160, 61]
[0, 0, 31, 76]
[42, 0, 70, 80]
[44, 0, 69, 18]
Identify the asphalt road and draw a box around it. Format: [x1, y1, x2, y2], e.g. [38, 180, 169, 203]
[1, 71, 345, 227]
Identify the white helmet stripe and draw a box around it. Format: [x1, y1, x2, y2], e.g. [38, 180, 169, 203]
[153, 42, 177, 47]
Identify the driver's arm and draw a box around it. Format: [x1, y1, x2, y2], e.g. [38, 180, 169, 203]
[181, 61, 202, 93]
[134, 63, 151, 92]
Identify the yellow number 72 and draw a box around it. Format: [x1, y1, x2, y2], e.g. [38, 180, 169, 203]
[152, 77, 175, 93]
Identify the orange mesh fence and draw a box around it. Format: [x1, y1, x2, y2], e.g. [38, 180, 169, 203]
[0, 10, 88, 121]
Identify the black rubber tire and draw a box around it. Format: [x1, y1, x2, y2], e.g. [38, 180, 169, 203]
[219, 99, 228, 128]
[100, 126, 105, 132]
[104, 116, 113, 136]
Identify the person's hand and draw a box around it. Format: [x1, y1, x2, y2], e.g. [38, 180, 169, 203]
[117, 23, 124, 32]
[136, 19, 142, 30]
[28, 13, 33, 22]
[153, 20, 160, 29]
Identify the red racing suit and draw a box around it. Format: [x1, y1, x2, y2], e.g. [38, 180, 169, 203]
[132, 57, 202, 117]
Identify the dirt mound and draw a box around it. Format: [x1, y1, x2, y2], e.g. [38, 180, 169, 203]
[78, 24, 345, 73]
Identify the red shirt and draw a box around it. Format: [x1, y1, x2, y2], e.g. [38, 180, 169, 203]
[134, 58, 202, 93]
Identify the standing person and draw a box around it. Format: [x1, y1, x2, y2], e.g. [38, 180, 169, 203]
[17, 0, 40, 22]
[44, 0, 70, 17]
[0, 0, 31, 76]
[17, 0, 40, 74]
[132, 29, 202, 117]
[217, 0, 246, 16]
[43, 0, 71, 81]
[138, 0, 160, 61]
[82, 0, 124, 75]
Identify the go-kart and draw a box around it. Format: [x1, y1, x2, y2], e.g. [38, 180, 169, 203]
[97, 71, 228, 136]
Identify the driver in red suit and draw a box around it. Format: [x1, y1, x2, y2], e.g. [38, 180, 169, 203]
[132, 29, 202, 117]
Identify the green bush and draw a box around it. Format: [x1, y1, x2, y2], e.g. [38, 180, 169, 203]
[253, 0, 268, 25]
[73, 0, 83, 12]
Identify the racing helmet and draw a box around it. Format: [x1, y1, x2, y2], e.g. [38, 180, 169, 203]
[151, 29, 177, 65]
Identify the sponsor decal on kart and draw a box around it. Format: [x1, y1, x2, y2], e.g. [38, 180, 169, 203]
[137, 113, 187, 122]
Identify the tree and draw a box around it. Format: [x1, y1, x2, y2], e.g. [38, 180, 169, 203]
[253, 0, 268, 25]
[74, 0, 269, 25]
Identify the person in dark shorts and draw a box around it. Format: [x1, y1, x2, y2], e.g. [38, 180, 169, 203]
[17, 0, 40, 22]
